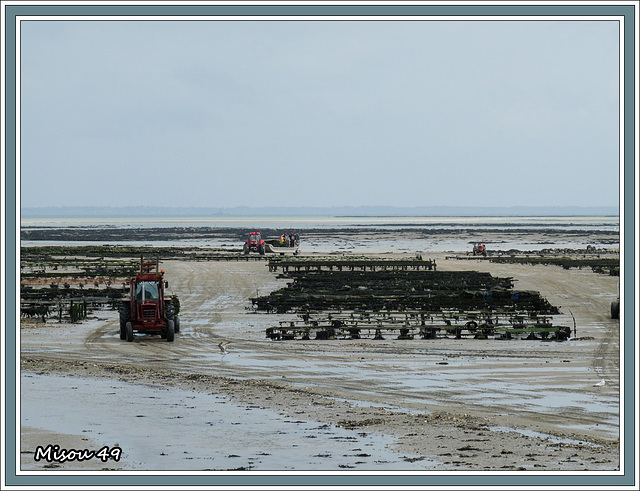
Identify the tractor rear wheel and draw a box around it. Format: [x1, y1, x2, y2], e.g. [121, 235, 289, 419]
[126, 322, 133, 342]
[166, 320, 175, 342]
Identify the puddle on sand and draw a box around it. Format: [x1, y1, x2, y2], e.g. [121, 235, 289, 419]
[20, 373, 439, 471]
[197, 353, 619, 438]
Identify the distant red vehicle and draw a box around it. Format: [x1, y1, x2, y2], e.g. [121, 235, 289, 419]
[244, 232, 266, 255]
[119, 257, 179, 342]
[473, 243, 487, 256]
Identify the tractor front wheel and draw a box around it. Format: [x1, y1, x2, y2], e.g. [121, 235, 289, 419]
[174, 316, 180, 333]
[126, 322, 133, 342]
[166, 320, 175, 342]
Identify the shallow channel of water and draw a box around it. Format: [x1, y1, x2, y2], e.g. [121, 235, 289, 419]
[20, 373, 439, 471]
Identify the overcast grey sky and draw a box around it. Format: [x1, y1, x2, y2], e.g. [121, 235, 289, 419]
[19, 19, 620, 209]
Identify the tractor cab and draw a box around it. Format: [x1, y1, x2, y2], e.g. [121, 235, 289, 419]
[249, 232, 262, 245]
[134, 279, 162, 323]
[136, 281, 160, 302]
[129, 261, 166, 327]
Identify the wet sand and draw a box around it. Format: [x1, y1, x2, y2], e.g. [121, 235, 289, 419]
[17, 232, 622, 473]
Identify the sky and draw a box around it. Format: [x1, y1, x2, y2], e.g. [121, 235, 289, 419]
[19, 18, 621, 209]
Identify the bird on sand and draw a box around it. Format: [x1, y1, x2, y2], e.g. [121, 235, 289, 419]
[218, 341, 232, 356]
[593, 379, 606, 387]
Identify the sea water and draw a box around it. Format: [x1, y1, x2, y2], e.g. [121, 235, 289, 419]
[20, 214, 619, 231]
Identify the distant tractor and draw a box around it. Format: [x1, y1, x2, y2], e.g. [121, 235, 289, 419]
[244, 232, 266, 255]
[119, 257, 180, 342]
[473, 243, 487, 256]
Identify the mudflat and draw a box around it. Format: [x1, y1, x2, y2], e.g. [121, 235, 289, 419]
[18, 234, 622, 472]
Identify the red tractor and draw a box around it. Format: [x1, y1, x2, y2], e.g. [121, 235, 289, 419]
[244, 231, 266, 255]
[473, 242, 487, 256]
[119, 257, 179, 342]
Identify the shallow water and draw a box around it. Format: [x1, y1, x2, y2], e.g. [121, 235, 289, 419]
[20, 373, 438, 471]
[20, 215, 620, 230]
[182, 345, 619, 440]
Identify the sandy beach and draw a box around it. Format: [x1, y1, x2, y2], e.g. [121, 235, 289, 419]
[16, 226, 623, 474]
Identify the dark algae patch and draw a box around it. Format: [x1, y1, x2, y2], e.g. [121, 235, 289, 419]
[21, 225, 618, 243]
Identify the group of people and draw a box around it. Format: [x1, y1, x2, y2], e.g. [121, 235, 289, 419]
[280, 231, 300, 247]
